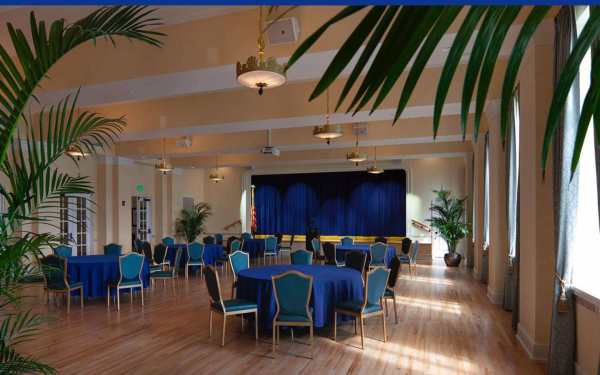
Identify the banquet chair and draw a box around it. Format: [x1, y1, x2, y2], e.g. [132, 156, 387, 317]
[333, 267, 390, 349]
[369, 242, 387, 269]
[103, 243, 122, 256]
[162, 237, 175, 247]
[142, 242, 161, 274]
[107, 253, 145, 311]
[215, 240, 236, 276]
[374, 236, 387, 244]
[203, 236, 215, 245]
[291, 250, 312, 265]
[150, 247, 182, 289]
[345, 251, 368, 276]
[323, 242, 343, 267]
[399, 240, 420, 275]
[400, 237, 412, 255]
[186, 242, 205, 279]
[272, 271, 314, 354]
[133, 238, 144, 253]
[153, 243, 170, 272]
[229, 251, 249, 298]
[230, 239, 242, 253]
[215, 233, 224, 245]
[383, 256, 401, 324]
[311, 237, 325, 263]
[264, 236, 278, 265]
[340, 237, 354, 246]
[53, 245, 72, 257]
[241, 232, 252, 241]
[277, 234, 294, 261]
[40, 255, 84, 313]
[204, 265, 258, 347]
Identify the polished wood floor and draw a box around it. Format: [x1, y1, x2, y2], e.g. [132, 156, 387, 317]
[24, 261, 544, 374]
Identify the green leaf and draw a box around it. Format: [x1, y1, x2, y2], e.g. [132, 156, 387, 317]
[309, 6, 386, 101]
[460, 7, 505, 139]
[285, 6, 365, 71]
[500, 6, 551, 143]
[473, 6, 521, 141]
[433, 6, 487, 138]
[542, 7, 600, 172]
[394, 6, 463, 123]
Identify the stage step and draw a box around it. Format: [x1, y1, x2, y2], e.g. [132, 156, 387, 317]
[415, 243, 432, 265]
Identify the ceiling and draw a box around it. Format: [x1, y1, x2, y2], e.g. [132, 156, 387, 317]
[2, 6, 538, 170]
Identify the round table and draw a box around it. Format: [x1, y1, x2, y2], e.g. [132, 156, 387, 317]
[236, 264, 363, 328]
[242, 239, 265, 259]
[336, 244, 397, 267]
[166, 244, 225, 267]
[67, 255, 150, 298]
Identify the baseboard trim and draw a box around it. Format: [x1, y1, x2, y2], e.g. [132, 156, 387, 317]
[487, 287, 503, 305]
[516, 323, 549, 361]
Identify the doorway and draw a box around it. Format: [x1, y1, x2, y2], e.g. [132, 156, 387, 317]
[131, 196, 152, 248]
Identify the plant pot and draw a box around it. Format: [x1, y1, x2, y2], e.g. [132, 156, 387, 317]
[444, 252, 462, 267]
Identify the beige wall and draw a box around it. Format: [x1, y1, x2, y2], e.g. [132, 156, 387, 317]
[202, 166, 245, 234]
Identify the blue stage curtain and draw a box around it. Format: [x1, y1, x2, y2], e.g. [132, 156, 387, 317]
[252, 169, 406, 236]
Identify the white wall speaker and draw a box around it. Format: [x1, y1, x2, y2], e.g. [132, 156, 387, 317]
[266, 17, 300, 45]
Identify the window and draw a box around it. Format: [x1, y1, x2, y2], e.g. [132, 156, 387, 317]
[483, 133, 490, 251]
[571, 6, 600, 298]
[507, 89, 520, 259]
[59, 194, 92, 256]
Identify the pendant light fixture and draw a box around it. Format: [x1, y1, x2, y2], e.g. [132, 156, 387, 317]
[313, 90, 343, 144]
[346, 133, 367, 165]
[155, 138, 173, 174]
[236, 6, 286, 95]
[209, 155, 225, 183]
[367, 146, 384, 174]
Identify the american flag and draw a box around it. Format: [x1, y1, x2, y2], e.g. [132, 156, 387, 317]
[251, 205, 257, 233]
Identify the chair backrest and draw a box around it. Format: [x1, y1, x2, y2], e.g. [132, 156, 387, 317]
[311, 237, 321, 255]
[272, 271, 313, 322]
[401, 237, 412, 255]
[229, 251, 249, 280]
[40, 254, 68, 289]
[275, 233, 283, 245]
[365, 267, 390, 308]
[203, 265, 223, 309]
[289, 234, 295, 247]
[374, 236, 387, 244]
[54, 245, 72, 257]
[162, 237, 175, 247]
[241, 232, 252, 241]
[388, 256, 401, 288]
[203, 236, 215, 244]
[340, 237, 353, 246]
[154, 244, 167, 264]
[345, 251, 367, 274]
[230, 239, 242, 252]
[104, 243, 122, 256]
[214, 233, 224, 245]
[188, 242, 204, 262]
[370, 242, 387, 264]
[290, 250, 312, 265]
[410, 241, 420, 262]
[119, 253, 144, 282]
[323, 242, 337, 266]
[265, 236, 277, 252]
[142, 242, 153, 263]
[171, 248, 183, 276]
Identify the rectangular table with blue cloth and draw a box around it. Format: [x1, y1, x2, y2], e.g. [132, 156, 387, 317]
[166, 244, 225, 267]
[336, 244, 397, 267]
[241, 239, 265, 259]
[236, 264, 363, 328]
[67, 255, 150, 298]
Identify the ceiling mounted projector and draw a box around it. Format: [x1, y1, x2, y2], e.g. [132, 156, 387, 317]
[261, 146, 280, 156]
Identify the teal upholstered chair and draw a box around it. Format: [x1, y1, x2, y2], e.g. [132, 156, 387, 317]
[340, 237, 353, 246]
[229, 250, 249, 298]
[103, 243, 122, 256]
[54, 245, 72, 257]
[204, 265, 258, 346]
[271, 271, 314, 353]
[150, 247, 182, 289]
[214, 233, 224, 245]
[241, 232, 252, 241]
[186, 242, 204, 279]
[162, 237, 175, 247]
[333, 267, 390, 349]
[40, 255, 84, 313]
[399, 240, 420, 276]
[369, 242, 387, 269]
[383, 256, 401, 324]
[291, 249, 312, 265]
[107, 253, 145, 310]
[264, 236, 278, 264]
[311, 237, 321, 256]
[230, 239, 242, 252]
[152, 243, 170, 273]
[276, 234, 294, 261]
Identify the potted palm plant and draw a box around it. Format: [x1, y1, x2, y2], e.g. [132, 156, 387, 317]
[175, 203, 212, 243]
[428, 189, 470, 267]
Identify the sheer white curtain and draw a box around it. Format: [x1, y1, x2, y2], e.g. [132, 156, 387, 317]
[483, 133, 490, 250]
[507, 91, 520, 259]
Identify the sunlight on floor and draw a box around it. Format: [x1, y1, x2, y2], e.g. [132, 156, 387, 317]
[395, 296, 463, 315]
[398, 274, 455, 286]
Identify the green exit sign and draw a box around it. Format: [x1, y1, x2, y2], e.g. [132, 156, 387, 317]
[136, 184, 144, 194]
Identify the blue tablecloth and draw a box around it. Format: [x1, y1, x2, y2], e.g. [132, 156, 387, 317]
[236, 264, 363, 328]
[166, 244, 225, 267]
[67, 255, 150, 298]
[336, 244, 397, 267]
[242, 239, 265, 258]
